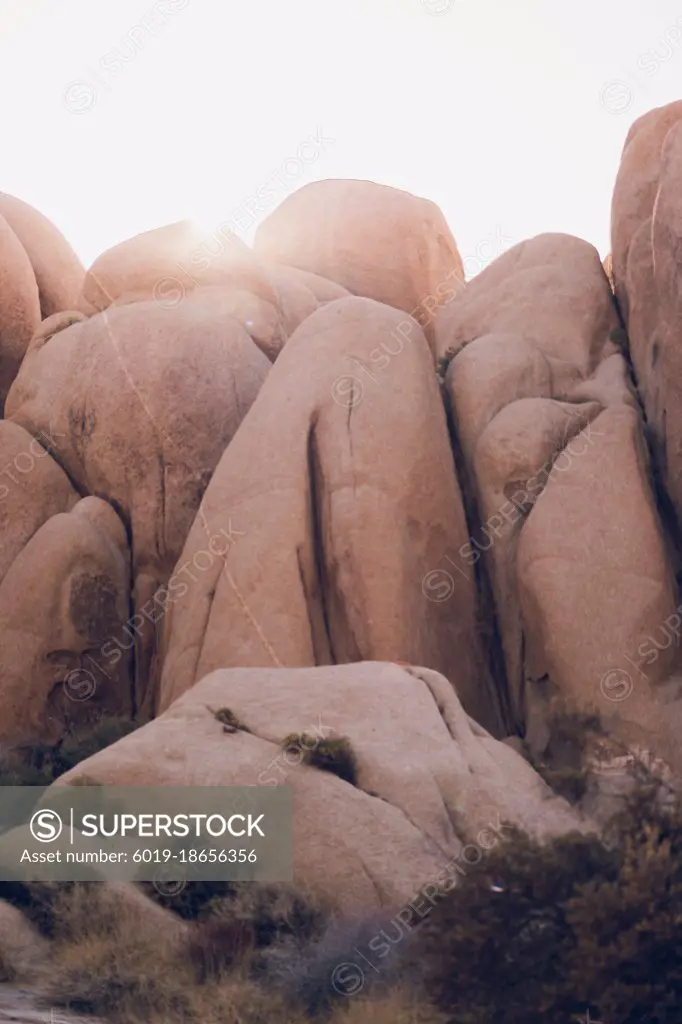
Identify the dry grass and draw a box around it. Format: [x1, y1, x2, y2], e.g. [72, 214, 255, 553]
[38, 890, 296, 1023]
[30, 880, 446, 1024]
[33, 881, 331, 1023]
[328, 991, 450, 1023]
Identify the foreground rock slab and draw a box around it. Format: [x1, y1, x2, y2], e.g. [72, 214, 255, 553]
[55, 662, 586, 914]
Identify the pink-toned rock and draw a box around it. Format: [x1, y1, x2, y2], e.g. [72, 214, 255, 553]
[0, 420, 79, 586]
[255, 179, 464, 344]
[271, 264, 351, 304]
[611, 103, 682, 547]
[55, 662, 585, 913]
[470, 398, 602, 732]
[0, 192, 85, 318]
[438, 227, 675, 773]
[0, 497, 132, 750]
[157, 296, 504, 736]
[79, 220, 278, 313]
[436, 234, 619, 375]
[265, 262, 320, 338]
[517, 405, 681, 769]
[610, 100, 682, 320]
[6, 290, 270, 713]
[0, 215, 40, 413]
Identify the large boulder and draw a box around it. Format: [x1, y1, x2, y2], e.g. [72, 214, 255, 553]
[435, 233, 619, 376]
[471, 396, 602, 732]
[54, 662, 585, 913]
[0, 420, 79, 586]
[254, 179, 464, 344]
[0, 215, 41, 413]
[78, 222, 332, 362]
[517, 404, 682, 772]
[79, 220, 278, 313]
[0, 497, 132, 750]
[611, 103, 682, 549]
[157, 296, 505, 735]
[438, 231, 680, 773]
[0, 192, 85, 318]
[6, 292, 270, 712]
[610, 100, 682, 321]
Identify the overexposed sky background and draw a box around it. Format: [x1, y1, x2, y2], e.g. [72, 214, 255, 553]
[0, 0, 680, 271]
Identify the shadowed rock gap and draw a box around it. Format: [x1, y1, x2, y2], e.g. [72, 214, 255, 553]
[441, 373, 515, 737]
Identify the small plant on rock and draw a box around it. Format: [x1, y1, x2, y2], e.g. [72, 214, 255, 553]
[436, 345, 458, 382]
[281, 734, 358, 786]
[210, 707, 251, 734]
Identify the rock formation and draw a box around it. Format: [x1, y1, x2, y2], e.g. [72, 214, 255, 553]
[156, 295, 505, 736]
[0, 142, 681, 918]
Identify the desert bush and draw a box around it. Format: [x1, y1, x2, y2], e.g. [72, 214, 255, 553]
[187, 882, 329, 983]
[282, 733, 358, 785]
[187, 914, 257, 981]
[41, 924, 199, 1022]
[141, 878, 237, 919]
[39, 889, 308, 1023]
[264, 911, 410, 1017]
[0, 881, 80, 938]
[418, 786, 682, 1023]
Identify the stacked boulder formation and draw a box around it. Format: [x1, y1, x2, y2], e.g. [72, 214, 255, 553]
[0, 119, 682, 909]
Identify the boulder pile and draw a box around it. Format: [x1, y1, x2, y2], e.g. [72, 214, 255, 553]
[0, 125, 681, 908]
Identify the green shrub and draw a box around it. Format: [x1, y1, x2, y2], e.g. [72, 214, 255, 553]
[418, 788, 682, 1023]
[282, 734, 358, 786]
[205, 882, 327, 950]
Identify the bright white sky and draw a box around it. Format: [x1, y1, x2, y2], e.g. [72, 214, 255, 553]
[0, 0, 681, 271]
